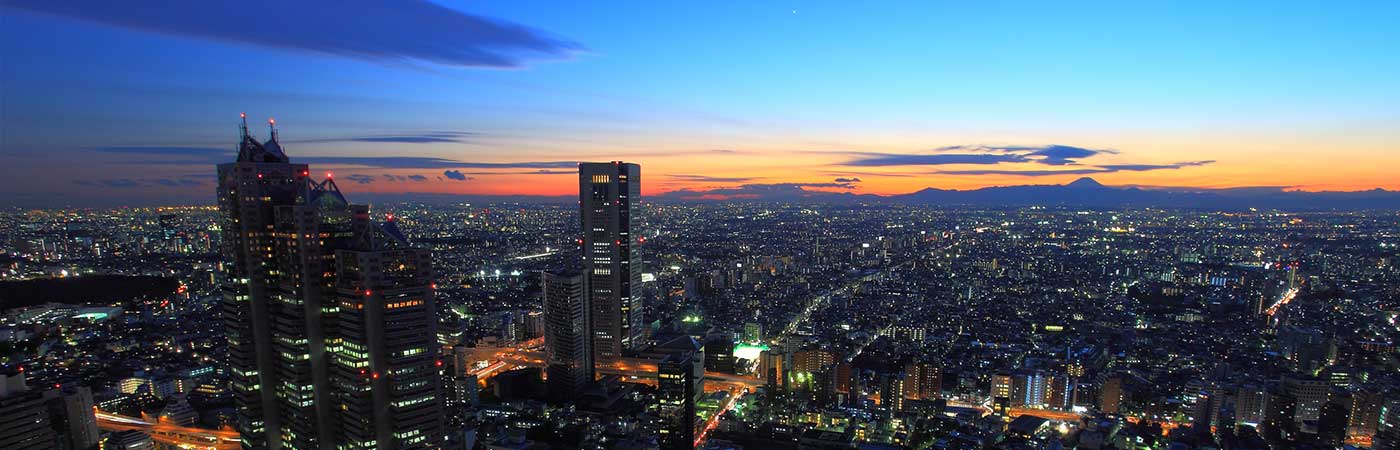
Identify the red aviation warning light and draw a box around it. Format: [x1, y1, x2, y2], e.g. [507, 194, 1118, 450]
[326, 172, 334, 179]
[364, 290, 372, 296]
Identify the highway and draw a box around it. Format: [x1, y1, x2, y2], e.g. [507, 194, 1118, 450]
[471, 343, 764, 392]
[1264, 287, 1300, 316]
[95, 410, 240, 450]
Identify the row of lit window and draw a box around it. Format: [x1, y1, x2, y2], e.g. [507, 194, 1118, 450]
[386, 299, 424, 309]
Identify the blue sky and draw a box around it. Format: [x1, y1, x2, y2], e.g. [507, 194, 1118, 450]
[1, 0, 1397, 206]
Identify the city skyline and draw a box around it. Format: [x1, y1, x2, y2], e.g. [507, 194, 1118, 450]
[4, 1, 1400, 207]
[4, 3, 1400, 450]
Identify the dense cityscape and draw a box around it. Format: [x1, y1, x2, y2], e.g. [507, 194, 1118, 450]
[4, 2, 1400, 450]
[1, 121, 1398, 450]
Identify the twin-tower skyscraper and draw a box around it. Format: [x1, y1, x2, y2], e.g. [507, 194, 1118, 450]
[218, 116, 443, 450]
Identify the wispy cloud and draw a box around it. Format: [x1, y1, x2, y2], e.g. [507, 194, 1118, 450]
[668, 174, 760, 183]
[443, 170, 472, 181]
[74, 176, 209, 188]
[1024, 145, 1115, 165]
[940, 160, 1216, 176]
[300, 157, 576, 169]
[838, 144, 1209, 178]
[937, 168, 1110, 177]
[344, 174, 377, 184]
[934, 144, 1117, 162]
[380, 174, 430, 182]
[848, 144, 1116, 167]
[5, 0, 582, 68]
[845, 153, 1030, 166]
[833, 177, 862, 183]
[657, 182, 862, 202]
[91, 147, 575, 174]
[292, 131, 475, 144]
[92, 146, 226, 156]
[1099, 160, 1214, 171]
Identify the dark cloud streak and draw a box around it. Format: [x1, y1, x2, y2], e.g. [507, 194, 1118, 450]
[291, 131, 476, 144]
[4, 0, 582, 68]
[845, 153, 1030, 166]
[940, 160, 1216, 176]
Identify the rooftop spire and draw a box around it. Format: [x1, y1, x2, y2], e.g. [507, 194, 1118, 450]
[234, 112, 288, 163]
[239, 112, 249, 141]
[268, 117, 278, 142]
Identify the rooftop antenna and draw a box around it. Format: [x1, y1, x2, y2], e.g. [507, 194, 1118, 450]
[268, 117, 278, 142]
[239, 112, 249, 140]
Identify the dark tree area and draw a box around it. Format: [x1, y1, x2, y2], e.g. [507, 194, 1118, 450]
[0, 275, 178, 308]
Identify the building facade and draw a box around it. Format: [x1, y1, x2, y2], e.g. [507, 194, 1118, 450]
[658, 351, 698, 450]
[218, 117, 443, 450]
[578, 162, 643, 362]
[542, 269, 593, 402]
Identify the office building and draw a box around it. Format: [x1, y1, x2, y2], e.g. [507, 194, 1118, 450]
[1379, 398, 1400, 450]
[218, 116, 443, 449]
[542, 269, 593, 402]
[703, 337, 735, 374]
[1282, 375, 1330, 426]
[657, 350, 698, 450]
[579, 162, 643, 362]
[331, 232, 443, 450]
[43, 385, 99, 450]
[0, 372, 56, 450]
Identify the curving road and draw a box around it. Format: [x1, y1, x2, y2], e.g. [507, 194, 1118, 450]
[95, 410, 240, 450]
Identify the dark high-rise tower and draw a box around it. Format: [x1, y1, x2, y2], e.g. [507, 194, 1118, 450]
[542, 269, 592, 402]
[578, 162, 642, 362]
[218, 115, 307, 449]
[332, 229, 444, 450]
[218, 115, 443, 450]
[657, 351, 698, 450]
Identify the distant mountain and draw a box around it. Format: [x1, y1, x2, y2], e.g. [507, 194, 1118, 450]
[652, 177, 1400, 210]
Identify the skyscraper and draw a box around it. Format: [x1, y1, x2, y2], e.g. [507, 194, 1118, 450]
[0, 372, 57, 450]
[218, 115, 443, 450]
[1379, 398, 1400, 450]
[44, 385, 100, 450]
[657, 351, 698, 450]
[218, 116, 307, 449]
[578, 162, 642, 362]
[542, 269, 593, 402]
[332, 229, 444, 450]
